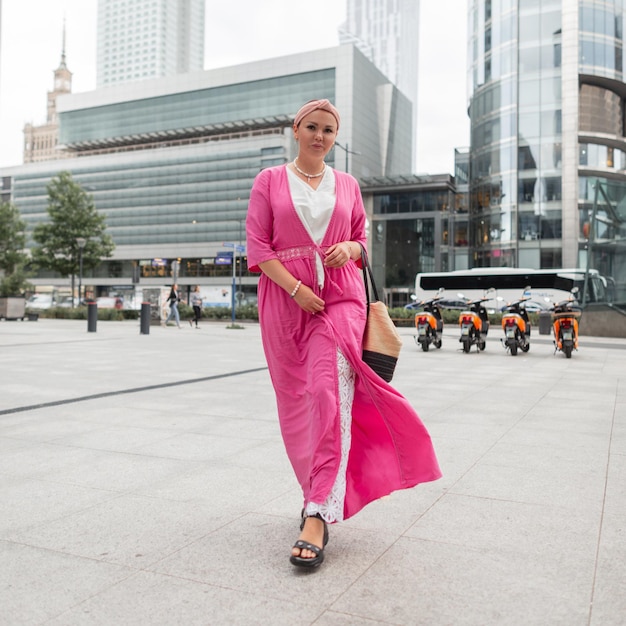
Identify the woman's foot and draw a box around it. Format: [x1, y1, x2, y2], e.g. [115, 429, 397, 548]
[290, 514, 328, 568]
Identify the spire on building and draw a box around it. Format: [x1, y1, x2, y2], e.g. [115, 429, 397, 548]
[23, 20, 72, 163]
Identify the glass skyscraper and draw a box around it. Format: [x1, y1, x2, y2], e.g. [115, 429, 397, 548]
[339, 0, 419, 164]
[96, 0, 205, 87]
[468, 0, 626, 300]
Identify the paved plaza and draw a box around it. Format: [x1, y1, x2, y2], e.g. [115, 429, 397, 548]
[0, 317, 624, 625]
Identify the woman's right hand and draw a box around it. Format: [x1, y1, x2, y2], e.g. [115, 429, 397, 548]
[294, 283, 325, 315]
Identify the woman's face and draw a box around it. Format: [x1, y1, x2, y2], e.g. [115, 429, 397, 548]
[294, 109, 337, 160]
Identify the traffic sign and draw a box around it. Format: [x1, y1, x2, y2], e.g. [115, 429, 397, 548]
[222, 242, 246, 252]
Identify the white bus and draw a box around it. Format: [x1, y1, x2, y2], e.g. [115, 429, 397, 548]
[414, 268, 610, 311]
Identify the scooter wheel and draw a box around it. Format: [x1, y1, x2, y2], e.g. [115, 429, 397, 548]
[434, 339, 442, 349]
[521, 343, 530, 353]
[510, 343, 518, 356]
[479, 340, 486, 351]
[421, 341, 430, 352]
[564, 344, 572, 358]
[462, 339, 471, 353]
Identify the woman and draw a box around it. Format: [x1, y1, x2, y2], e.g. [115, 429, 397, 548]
[246, 99, 441, 569]
[189, 285, 202, 328]
[164, 283, 181, 328]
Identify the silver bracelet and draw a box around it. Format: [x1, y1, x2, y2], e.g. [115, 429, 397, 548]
[290, 280, 302, 298]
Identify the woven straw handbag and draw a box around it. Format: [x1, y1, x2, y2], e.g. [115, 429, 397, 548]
[360, 247, 402, 382]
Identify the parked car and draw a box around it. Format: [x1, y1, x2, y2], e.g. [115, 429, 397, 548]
[25, 294, 56, 310]
[96, 296, 122, 309]
[57, 296, 80, 308]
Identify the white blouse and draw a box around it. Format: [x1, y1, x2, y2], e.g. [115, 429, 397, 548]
[286, 165, 336, 287]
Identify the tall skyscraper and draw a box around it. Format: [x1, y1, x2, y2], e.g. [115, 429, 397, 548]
[339, 0, 419, 164]
[96, 0, 205, 87]
[467, 0, 625, 298]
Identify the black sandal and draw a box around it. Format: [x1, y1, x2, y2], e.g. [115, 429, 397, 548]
[290, 513, 328, 568]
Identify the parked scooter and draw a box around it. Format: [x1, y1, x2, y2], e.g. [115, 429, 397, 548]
[414, 290, 444, 352]
[500, 293, 531, 356]
[551, 289, 582, 359]
[458, 291, 492, 353]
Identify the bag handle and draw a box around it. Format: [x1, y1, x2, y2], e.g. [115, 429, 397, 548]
[360, 245, 380, 304]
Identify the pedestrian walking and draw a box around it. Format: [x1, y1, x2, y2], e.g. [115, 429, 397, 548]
[246, 98, 441, 570]
[189, 285, 203, 328]
[164, 283, 181, 328]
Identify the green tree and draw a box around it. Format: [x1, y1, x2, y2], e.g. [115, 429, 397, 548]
[31, 171, 115, 299]
[0, 201, 32, 297]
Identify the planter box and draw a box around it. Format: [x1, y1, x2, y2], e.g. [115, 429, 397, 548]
[0, 297, 26, 320]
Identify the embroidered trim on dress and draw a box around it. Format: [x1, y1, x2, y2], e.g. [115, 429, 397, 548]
[306, 348, 355, 523]
[276, 245, 317, 262]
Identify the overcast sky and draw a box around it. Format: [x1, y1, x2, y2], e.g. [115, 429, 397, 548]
[0, 0, 469, 173]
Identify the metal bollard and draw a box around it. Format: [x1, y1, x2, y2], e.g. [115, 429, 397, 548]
[140, 302, 151, 335]
[87, 301, 98, 332]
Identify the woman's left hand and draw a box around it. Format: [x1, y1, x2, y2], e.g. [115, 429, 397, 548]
[324, 242, 353, 268]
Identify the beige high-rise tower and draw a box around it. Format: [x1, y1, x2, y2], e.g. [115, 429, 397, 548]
[23, 26, 72, 164]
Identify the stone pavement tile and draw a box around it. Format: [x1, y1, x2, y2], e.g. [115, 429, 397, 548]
[0, 435, 31, 453]
[330, 536, 593, 626]
[314, 612, 392, 625]
[72, 402, 230, 432]
[591, 444, 626, 624]
[499, 422, 614, 453]
[137, 461, 295, 514]
[37, 446, 201, 493]
[447, 444, 607, 510]
[0, 441, 114, 481]
[44, 423, 191, 453]
[0, 475, 118, 537]
[149, 512, 396, 608]
[222, 439, 299, 474]
[45, 570, 318, 626]
[404, 492, 599, 559]
[6, 492, 237, 569]
[0, 540, 133, 625]
[129, 430, 265, 462]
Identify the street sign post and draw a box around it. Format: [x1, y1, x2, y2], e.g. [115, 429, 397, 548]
[222, 242, 246, 324]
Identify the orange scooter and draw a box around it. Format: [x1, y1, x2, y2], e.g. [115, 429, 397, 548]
[414, 294, 444, 352]
[551, 292, 582, 359]
[458, 295, 491, 353]
[500, 295, 531, 356]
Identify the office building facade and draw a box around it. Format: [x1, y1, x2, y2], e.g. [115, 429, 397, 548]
[339, 0, 419, 164]
[96, 0, 205, 87]
[1, 46, 412, 299]
[468, 0, 626, 300]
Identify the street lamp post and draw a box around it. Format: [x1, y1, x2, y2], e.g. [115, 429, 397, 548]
[76, 237, 86, 306]
[334, 141, 361, 174]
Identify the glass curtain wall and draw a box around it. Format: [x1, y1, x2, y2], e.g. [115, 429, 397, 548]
[578, 0, 626, 301]
[468, 0, 562, 268]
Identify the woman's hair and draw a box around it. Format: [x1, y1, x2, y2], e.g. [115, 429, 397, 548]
[293, 99, 340, 130]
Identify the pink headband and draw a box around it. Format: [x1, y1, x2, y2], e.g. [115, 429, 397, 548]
[293, 99, 340, 130]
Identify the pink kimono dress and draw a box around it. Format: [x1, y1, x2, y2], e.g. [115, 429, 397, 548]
[246, 164, 441, 522]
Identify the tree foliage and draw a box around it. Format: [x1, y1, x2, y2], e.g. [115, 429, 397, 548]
[31, 171, 115, 277]
[0, 201, 31, 296]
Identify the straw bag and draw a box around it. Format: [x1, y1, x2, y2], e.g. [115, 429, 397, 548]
[361, 247, 402, 382]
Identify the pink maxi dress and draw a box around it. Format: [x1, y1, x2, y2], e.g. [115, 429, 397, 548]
[246, 164, 441, 522]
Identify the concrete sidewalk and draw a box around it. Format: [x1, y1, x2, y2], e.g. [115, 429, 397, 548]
[0, 318, 624, 625]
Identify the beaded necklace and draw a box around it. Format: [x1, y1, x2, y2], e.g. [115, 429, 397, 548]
[293, 158, 326, 182]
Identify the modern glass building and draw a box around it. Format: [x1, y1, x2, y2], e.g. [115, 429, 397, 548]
[339, 0, 420, 166]
[360, 169, 468, 306]
[468, 0, 626, 301]
[0, 45, 412, 298]
[96, 0, 205, 87]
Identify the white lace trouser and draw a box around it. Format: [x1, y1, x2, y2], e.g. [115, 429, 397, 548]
[306, 348, 355, 523]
